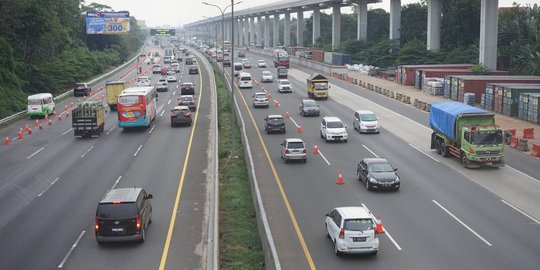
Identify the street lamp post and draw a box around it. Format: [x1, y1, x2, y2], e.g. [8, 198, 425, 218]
[202, 1, 242, 157]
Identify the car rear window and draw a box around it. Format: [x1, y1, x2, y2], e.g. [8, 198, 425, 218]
[287, 142, 304, 149]
[344, 219, 374, 231]
[97, 203, 137, 219]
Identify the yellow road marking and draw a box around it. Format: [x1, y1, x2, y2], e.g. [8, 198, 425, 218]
[159, 61, 205, 270]
[228, 69, 317, 269]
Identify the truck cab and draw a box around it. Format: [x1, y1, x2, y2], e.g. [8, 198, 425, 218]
[307, 74, 330, 100]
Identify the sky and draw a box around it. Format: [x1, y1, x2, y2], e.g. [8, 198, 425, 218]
[93, 0, 540, 27]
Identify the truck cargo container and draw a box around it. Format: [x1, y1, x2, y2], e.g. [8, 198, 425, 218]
[398, 64, 474, 86]
[517, 93, 540, 120]
[106, 81, 129, 111]
[430, 102, 504, 168]
[331, 53, 352, 66]
[454, 75, 540, 104]
[485, 83, 540, 111]
[324, 51, 333, 64]
[72, 101, 105, 138]
[527, 94, 540, 123]
[417, 69, 510, 90]
[501, 85, 540, 116]
[312, 49, 324, 62]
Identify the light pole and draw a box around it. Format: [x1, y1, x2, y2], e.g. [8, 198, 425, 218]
[203, 1, 242, 157]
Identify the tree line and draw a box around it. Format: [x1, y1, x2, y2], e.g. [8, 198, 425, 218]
[0, 0, 146, 118]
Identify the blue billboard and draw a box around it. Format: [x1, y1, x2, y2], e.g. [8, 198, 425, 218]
[86, 11, 130, 35]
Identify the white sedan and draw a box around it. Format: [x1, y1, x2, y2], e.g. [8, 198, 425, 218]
[261, 70, 274, 83]
[258, 60, 267, 68]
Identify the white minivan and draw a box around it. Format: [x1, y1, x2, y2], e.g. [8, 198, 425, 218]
[353, 110, 380, 133]
[238, 72, 253, 89]
[27, 93, 55, 118]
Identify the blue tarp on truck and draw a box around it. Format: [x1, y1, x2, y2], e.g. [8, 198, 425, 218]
[430, 102, 488, 140]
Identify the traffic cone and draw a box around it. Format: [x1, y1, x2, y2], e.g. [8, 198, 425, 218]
[268, 93, 272, 99]
[70, 102, 74, 108]
[376, 217, 384, 234]
[52, 111, 57, 118]
[313, 145, 319, 154]
[101, 95, 105, 101]
[83, 95, 87, 101]
[297, 126, 302, 133]
[18, 129, 23, 139]
[285, 111, 290, 118]
[64, 105, 69, 117]
[45, 115, 49, 122]
[25, 125, 29, 133]
[39, 123, 43, 130]
[48, 120, 52, 126]
[28, 127, 32, 134]
[336, 172, 344, 185]
[58, 115, 62, 121]
[5, 137, 10, 145]
[34, 118, 39, 127]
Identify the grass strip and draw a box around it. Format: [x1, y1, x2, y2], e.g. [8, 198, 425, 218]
[214, 65, 265, 270]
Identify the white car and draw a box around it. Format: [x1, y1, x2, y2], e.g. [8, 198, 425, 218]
[280, 138, 307, 163]
[277, 79, 292, 93]
[137, 76, 151, 86]
[166, 71, 177, 82]
[320, 116, 348, 142]
[252, 92, 269, 108]
[353, 110, 380, 134]
[325, 206, 380, 256]
[258, 60, 267, 68]
[261, 70, 274, 83]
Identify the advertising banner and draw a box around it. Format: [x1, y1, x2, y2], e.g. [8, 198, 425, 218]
[86, 11, 130, 35]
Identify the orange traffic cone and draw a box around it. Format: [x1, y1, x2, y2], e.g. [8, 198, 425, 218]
[376, 217, 384, 234]
[285, 111, 289, 119]
[276, 101, 280, 108]
[58, 115, 62, 121]
[48, 120, 52, 126]
[70, 102, 74, 108]
[39, 123, 43, 130]
[297, 126, 302, 133]
[45, 115, 49, 122]
[5, 137, 10, 145]
[52, 111, 57, 117]
[64, 105, 69, 117]
[336, 172, 344, 185]
[25, 125, 29, 133]
[313, 145, 319, 154]
[101, 95, 105, 101]
[34, 118, 39, 127]
[27, 127, 32, 134]
[83, 95, 87, 101]
[18, 129, 24, 139]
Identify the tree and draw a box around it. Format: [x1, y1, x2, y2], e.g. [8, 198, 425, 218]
[400, 3, 427, 46]
[441, 0, 481, 50]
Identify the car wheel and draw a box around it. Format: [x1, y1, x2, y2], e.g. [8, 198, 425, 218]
[325, 224, 331, 239]
[343, 140, 347, 143]
[282, 129, 286, 134]
[320, 131, 324, 139]
[284, 158, 288, 164]
[140, 228, 146, 243]
[334, 241, 342, 256]
[461, 152, 468, 167]
[303, 159, 307, 163]
[171, 123, 175, 127]
[366, 180, 371, 190]
[371, 250, 378, 256]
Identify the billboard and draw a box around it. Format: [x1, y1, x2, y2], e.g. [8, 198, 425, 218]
[150, 29, 176, 36]
[86, 11, 130, 35]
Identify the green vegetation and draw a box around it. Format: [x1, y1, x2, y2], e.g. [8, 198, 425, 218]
[214, 66, 264, 270]
[0, 1, 147, 118]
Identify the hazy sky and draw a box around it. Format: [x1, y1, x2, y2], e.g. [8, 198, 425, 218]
[93, 0, 540, 27]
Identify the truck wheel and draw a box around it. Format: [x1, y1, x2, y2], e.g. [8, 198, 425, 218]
[435, 140, 442, 154]
[440, 141, 450, 157]
[461, 152, 468, 167]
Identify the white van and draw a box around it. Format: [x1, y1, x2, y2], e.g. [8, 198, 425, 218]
[27, 93, 55, 118]
[353, 110, 380, 134]
[238, 72, 253, 89]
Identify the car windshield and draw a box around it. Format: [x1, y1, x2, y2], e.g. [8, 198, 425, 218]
[97, 203, 137, 219]
[344, 219, 374, 231]
[263, 71, 272, 75]
[28, 99, 42, 105]
[280, 80, 290, 85]
[314, 82, 328, 90]
[303, 100, 317, 107]
[471, 131, 503, 145]
[368, 162, 394, 173]
[118, 95, 140, 105]
[287, 142, 304, 149]
[327, 121, 344, 128]
[75, 84, 86, 89]
[360, 114, 377, 121]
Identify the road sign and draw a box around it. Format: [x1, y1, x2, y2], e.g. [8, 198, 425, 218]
[86, 11, 130, 35]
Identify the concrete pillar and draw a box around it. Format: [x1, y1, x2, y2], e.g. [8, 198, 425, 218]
[427, 0, 442, 50]
[250, 17, 256, 45]
[264, 15, 271, 48]
[389, 0, 401, 41]
[284, 13, 291, 46]
[256, 17, 262, 46]
[236, 19, 242, 46]
[243, 18, 248, 46]
[332, 5, 341, 49]
[273, 14, 279, 47]
[312, 8, 321, 45]
[297, 10, 304, 46]
[356, 0, 368, 40]
[479, 0, 498, 69]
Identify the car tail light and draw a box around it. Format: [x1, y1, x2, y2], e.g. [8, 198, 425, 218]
[285, 149, 290, 154]
[136, 214, 141, 230]
[184, 112, 191, 117]
[95, 217, 100, 232]
[339, 228, 345, 239]
[302, 149, 307, 153]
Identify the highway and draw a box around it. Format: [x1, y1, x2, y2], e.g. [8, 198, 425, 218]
[0, 45, 216, 269]
[224, 49, 540, 269]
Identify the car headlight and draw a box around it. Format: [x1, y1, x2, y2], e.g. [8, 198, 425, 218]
[369, 177, 378, 183]
[395, 176, 400, 182]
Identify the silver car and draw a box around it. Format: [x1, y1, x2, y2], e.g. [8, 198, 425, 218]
[280, 138, 307, 163]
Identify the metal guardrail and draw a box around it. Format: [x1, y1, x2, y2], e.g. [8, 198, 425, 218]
[0, 45, 146, 126]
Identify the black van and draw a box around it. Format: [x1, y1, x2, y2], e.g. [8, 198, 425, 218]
[74, 83, 91, 97]
[95, 188, 153, 244]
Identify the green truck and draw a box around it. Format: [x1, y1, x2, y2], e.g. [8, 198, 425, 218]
[72, 101, 105, 138]
[430, 102, 504, 168]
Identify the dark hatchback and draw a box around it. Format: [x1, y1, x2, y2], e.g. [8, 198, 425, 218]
[178, 95, 197, 111]
[180, 82, 195, 95]
[264, 114, 286, 134]
[95, 188, 153, 244]
[189, 65, 198, 74]
[74, 83, 91, 97]
[170, 106, 192, 127]
[300, 99, 320, 116]
[357, 158, 400, 191]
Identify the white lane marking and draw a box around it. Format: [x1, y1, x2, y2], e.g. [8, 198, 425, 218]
[317, 149, 331, 166]
[501, 199, 540, 224]
[506, 165, 540, 183]
[167, 99, 171, 105]
[149, 124, 156, 134]
[38, 177, 60, 197]
[361, 203, 402, 251]
[432, 200, 492, 246]
[106, 126, 116, 135]
[288, 116, 300, 128]
[62, 128, 73, 136]
[362, 145, 379, 158]
[111, 175, 122, 189]
[173, 91, 176, 95]
[409, 143, 440, 163]
[80, 145, 94, 158]
[134, 144, 143, 156]
[160, 110, 165, 117]
[176, 85, 179, 88]
[26, 147, 45, 159]
[58, 230, 86, 268]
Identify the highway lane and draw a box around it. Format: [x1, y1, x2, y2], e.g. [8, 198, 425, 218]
[227, 50, 540, 269]
[0, 46, 215, 269]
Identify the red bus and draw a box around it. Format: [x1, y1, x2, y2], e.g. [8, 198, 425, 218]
[117, 86, 157, 128]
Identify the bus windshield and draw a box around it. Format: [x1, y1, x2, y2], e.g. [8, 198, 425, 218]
[118, 95, 140, 106]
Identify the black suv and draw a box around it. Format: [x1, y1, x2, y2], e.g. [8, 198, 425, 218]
[95, 188, 153, 244]
[181, 82, 195, 95]
[189, 65, 198, 74]
[74, 83, 91, 97]
[264, 114, 286, 134]
[357, 158, 400, 191]
[299, 99, 320, 116]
